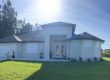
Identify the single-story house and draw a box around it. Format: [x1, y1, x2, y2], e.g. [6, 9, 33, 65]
[0, 22, 104, 61]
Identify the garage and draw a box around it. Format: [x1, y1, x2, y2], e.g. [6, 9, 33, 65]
[0, 43, 17, 59]
[21, 42, 44, 60]
[0, 35, 22, 60]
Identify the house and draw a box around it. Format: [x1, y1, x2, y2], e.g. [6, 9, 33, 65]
[102, 49, 110, 57]
[0, 22, 105, 61]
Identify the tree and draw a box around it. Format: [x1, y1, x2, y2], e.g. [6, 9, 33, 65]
[1, 0, 17, 38]
[0, 4, 3, 38]
[35, 22, 42, 30]
[15, 20, 23, 35]
[20, 22, 33, 34]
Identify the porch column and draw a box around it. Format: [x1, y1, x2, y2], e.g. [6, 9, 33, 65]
[44, 35, 50, 60]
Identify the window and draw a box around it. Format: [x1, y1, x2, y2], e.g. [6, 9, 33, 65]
[61, 45, 64, 55]
[56, 45, 59, 55]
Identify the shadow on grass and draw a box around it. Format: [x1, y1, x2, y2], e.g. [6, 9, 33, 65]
[1, 58, 110, 80]
[0, 59, 43, 64]
[0, 59, 8, 63]
[25, 62, 49, 80]
[25, 61, 71, 80]
[25, 58, 110, 80]
[11, 60, 43, 64]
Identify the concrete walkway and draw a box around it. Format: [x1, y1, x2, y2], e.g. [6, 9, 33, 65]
[11, 58, 69, 62]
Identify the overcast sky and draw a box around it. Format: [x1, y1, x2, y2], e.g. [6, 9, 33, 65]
[5, 0, 110, 49]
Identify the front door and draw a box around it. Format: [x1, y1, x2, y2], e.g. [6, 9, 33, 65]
[53, 41, 66, 59]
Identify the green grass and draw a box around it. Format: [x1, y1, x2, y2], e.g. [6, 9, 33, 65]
[0, 60, 42, 80]
[0, 58, 110, 80]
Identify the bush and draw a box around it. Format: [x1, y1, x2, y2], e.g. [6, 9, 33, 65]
[73, 58, 77, 62]
[12, 51, 15, 58]
[99, 57, 103, 61]
[87, 58, 91, 62]
[93, 57, 97, 62]
[70, 58, 76, 62]
[63, 56, 66, 59]
[67, 58, 70, 60]
[40, 52, 43, 59]
[79, 56, 83, 62]
[5, 52, 10, 60]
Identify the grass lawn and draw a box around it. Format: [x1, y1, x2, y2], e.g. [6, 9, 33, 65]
[0, 58, 110, 80]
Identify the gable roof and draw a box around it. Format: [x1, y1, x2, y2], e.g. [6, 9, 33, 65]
[41, 22, 76, 27]
[0, 35, 22, 43]
[41, 21, 76, 35]
[68, 32, 105, 42]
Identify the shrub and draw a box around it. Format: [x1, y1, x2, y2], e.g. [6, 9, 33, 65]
[73, 58, 77, 62]
[5, 52, 10, 59]
[5, 52, 12, 60]
[93, 57, 97, 62]
[70, 58, 76, 62]
[12, 51, 15, 58]
[63, 56, 66, 59]
[87, 58, 91, 62]
[40, 52, 43, 59]
[67, 58, 70, 60]
[99, 57, 103, 61]
[79, 56, 83, 62]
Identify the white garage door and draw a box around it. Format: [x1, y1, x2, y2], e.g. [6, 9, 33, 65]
[22, 42, 44, 59]
[26, 43, 37, 53]
[0, 44, 12, 58]
[21, 43, 38, 59]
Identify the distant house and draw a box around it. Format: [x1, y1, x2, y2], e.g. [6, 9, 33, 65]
[0, 22, 105, 61]
[102, 49, 110, 57]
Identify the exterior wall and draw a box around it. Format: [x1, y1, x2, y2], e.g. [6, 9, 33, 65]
[82, 40, 94, 60]
[94, 41, 101, 58]
[68, 40, 102, 61]
[16, 43, 22, 58]
[0, 43, 19, 59]
[82, 40, 102, 61]
[20, 42, 44, 59]
[44, 25, 74, 60]
[69, 40, 82, 60]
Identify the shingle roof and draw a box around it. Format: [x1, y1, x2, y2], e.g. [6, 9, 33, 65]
[0, 31, 44, 43]
[19, 31, 44, 42]
[0, 35, 22, 43]
[68, 32, 105, 42]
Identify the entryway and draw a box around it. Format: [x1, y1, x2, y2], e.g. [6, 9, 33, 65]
[52, 40, 66, 59]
